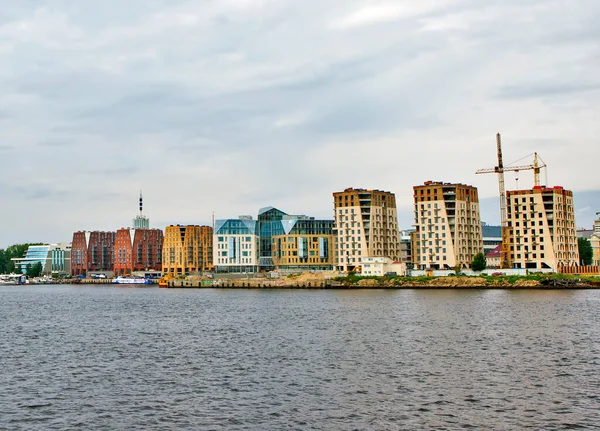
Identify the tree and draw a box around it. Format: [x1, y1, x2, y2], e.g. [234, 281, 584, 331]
[27, 262, 44, 278]
[0, 243, 44, 274]
[578, 237, 593, 266]
[471, 252, 487, 271]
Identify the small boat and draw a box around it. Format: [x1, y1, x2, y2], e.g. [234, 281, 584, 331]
[113, 276, 153, 285]
[158, 273, 174, 288]
[0, 274, 28, 285]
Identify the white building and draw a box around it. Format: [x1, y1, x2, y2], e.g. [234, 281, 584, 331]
[213, 217, 260, 273]
[361, 257, 406, 276]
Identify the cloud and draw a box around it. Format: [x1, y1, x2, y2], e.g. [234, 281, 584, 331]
[0, 0, 599, 248]
[498, 83, 600, 99]
[332, 1, 460, 30]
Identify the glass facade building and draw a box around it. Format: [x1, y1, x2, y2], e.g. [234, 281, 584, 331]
[213, 208, 335, 272]
[13, 244, 71, 275]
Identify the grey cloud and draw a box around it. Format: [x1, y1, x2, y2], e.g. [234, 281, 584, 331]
[0, 0, 599, 247]
[498, 83, 600, 100]
[86, 166, 142, 177]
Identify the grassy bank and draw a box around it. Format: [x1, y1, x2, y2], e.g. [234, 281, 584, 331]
[330, 273, 600, 288]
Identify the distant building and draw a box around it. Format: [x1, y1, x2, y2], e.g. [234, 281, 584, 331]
[114, 193, 164, 275]
[590, 232, 600, 266]
[482, 223, 502, 255]
[12, 243, 71, 275]
[505, 186, 579, 270]
[590, 213, 600, 266]
[213, 218, 259, 273]
[400, 229, 414, 263]
[333, 188, 401, 272]
[133, 191, 150, 229]
[71, 231, 116, 276]
[413, 181, 484, 270]
[485, 244, 502, 269]
[162, 225, 213, 275]
[361, 257, 406, 276]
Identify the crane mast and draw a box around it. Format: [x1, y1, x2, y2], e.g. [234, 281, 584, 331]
[496, 133, 506, 228]
[495, 134, 510, 268]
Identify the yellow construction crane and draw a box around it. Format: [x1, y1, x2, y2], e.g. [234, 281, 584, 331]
[475, 133, 547, 268]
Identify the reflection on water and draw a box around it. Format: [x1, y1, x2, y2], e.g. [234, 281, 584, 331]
[1, 286, 599, 430]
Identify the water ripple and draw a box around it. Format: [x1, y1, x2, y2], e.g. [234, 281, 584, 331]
[1, 286, 599, 430]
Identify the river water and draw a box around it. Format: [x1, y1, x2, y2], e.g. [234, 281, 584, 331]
[1, 285, 599, 430]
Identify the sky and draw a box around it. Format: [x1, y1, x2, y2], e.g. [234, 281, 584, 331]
[1, 0, 599, 248]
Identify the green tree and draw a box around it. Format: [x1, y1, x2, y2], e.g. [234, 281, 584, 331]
[27, 262, 44, 278]
[471, 252, 487, 271]
[0, 243, 44, 274]
[578, 237, 593, 266]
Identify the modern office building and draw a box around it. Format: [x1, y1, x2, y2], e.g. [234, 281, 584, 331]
[71, 231, 116, 276]
[413, 181, 484, 270]
[333, 188, 401, 272]
[162, 225, 212, 275]
[482, 223, 502, 255]
[505, 186, 579, 270]
[400, 229, 414, 263]
[214, 208, 335, 272]
[213, 217, 259, 273]
[257, 207, 288, 269]
[271, 216, 335, 271]
[12, 243, 71, 275]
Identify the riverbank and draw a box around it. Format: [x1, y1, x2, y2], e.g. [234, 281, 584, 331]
[166, 273, 600, 289]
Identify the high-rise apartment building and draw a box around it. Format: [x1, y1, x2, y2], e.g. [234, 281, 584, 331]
[413, 181, 483, 270]
[333, 188, 401, 272]
[162, 225, 212, 275]
[505, 186, 579, 270]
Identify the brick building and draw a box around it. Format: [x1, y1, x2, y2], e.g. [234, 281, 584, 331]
[71, 231, 116, 276]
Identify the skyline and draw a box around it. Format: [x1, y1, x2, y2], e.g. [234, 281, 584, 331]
[3, 188, 599, 249]
[1, 1, 599, 247]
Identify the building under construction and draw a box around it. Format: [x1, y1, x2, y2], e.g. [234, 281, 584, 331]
[476, 134, 579, 270]
[505, 186, 579, 270]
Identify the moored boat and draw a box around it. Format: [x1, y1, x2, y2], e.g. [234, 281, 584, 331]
[0, 274, 28, 285]
[113, 276, 153, 285]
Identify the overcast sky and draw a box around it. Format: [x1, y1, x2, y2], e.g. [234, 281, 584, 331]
[1, 0, 599, 247]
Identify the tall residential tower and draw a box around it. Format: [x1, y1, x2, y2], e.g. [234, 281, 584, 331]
[333, 188, 401, 272]
[413, 181, 483, 270]
[505, 186, 579, 270]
